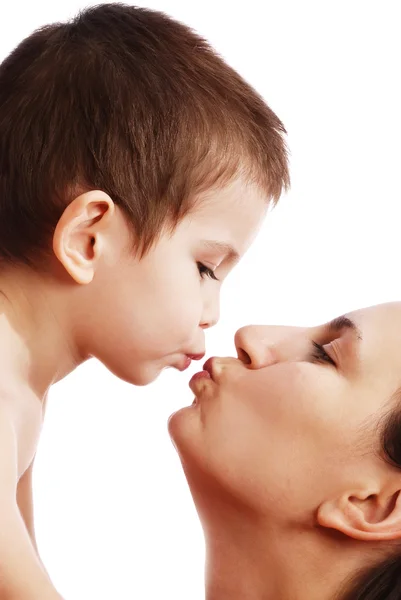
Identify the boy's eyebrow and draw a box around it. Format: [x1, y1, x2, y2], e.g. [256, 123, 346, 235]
[201, 241, 240, 261]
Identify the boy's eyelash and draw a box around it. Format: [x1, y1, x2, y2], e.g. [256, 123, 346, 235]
[197, 262, 219, 281]
[310, 341, 336, 367]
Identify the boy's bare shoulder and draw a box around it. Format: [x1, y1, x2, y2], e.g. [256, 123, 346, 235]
[0, 402, 18, 498]
[0, 399, 62, 599]
[0, 377, 43, 481]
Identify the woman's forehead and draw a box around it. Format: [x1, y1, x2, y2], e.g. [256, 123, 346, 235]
[347, 302, 401, 382]
[349, 302, 401, 336]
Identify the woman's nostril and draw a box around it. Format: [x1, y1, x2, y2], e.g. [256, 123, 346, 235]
[237, 347, 252, 365]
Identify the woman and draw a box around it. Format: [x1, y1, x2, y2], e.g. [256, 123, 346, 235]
[168, 302, 401, 599]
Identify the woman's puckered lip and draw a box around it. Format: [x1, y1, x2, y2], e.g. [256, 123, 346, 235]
[202, 357, 215, 379]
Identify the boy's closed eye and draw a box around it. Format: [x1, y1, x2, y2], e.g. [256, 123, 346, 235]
[197, 262, 219, 281]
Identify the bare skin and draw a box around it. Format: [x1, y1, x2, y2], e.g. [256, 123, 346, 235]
[0, 179, 266, 598]
[0, 404, 61, 599]
[170, 303, 401, 599]
[0, 290, 62, 597]
[16, 395, 48, 555]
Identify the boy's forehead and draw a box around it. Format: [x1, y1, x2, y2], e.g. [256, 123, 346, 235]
[198, 177, 268, 210]
[192, 180, 267, 228]
[183, 192, 267, 260]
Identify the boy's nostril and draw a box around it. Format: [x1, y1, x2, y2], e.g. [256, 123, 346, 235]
[237, 347, 252, 365]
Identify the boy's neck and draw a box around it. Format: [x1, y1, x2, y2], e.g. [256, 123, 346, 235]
[0, 264, 84, 400]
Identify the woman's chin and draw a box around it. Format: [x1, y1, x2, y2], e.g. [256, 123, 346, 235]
[167, 403, 200, 456]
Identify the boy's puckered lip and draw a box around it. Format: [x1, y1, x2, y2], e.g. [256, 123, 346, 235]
[178, 352, 205, 372]
[186, 353, 205, 361]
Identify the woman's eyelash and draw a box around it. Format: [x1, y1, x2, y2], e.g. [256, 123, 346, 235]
[311, 341, 336, 367]
[197, 262, 219, 281]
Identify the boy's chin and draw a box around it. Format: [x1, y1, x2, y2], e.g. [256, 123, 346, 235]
[127, 368, 161, 387]
[103, 360, 162, 387]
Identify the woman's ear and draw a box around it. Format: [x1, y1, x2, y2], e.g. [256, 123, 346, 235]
[317, 486, 401, 542]
[53, 190, 115, 284]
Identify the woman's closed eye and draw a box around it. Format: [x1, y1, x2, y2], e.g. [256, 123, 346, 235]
[310, 341, 336, 367]
[197, 262, 219, 281]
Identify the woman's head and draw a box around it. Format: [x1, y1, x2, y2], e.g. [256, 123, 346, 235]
[168, 302, 401, 599]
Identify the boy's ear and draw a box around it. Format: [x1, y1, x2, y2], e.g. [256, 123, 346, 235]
[53, 190, 115, 284]
[317, 485, 401, 542]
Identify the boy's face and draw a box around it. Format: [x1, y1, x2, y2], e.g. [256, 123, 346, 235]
[59, 178, 267, 385]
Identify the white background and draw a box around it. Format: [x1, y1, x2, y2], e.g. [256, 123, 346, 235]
[2, 1, 401, 598]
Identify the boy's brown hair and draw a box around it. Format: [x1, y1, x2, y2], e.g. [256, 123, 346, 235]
[0, 3, 289, 268]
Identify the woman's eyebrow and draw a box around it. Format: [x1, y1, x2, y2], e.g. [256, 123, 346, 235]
[328, 315, 363, 341]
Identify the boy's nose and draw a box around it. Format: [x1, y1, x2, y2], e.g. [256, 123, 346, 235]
[234, 325, 303, 369]
[199, 306, 220, 329]
[200, 293, 220, 329]
[200, 311, 219, 329]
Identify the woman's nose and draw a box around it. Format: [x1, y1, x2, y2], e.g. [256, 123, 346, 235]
[234, 325, 302, 369]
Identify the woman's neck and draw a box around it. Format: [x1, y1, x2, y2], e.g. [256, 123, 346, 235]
[202, 507, 366, 600]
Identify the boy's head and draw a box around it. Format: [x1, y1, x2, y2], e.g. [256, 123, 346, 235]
[0, 4, 289, 385]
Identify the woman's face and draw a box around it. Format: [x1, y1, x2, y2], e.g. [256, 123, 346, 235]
[168, 302, 401, 521]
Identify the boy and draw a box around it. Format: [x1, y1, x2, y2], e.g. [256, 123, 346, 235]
[0, 3, 289, 598]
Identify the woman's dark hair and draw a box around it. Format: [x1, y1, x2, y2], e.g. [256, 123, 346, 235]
[340, 406, 401, 599]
